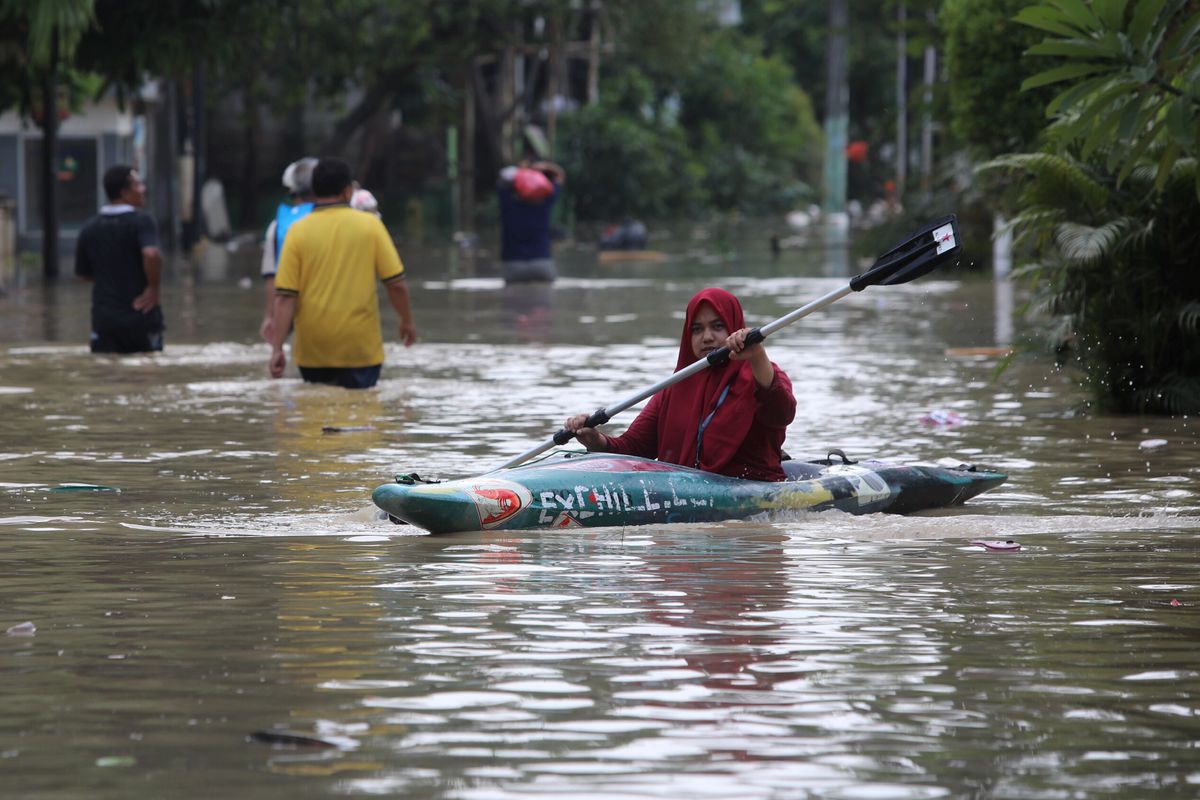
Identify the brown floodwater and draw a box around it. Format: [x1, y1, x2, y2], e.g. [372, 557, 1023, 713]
[2, 225, 1198, 799]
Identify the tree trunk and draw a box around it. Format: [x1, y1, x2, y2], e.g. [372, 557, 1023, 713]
[461, 64, 476, 233]
[316, 68, 414, 157]
[239, 87, 261, 229]
[41, 29, 59, 280]
[920, 10, 936, 190]
[895, 1, 907, 200]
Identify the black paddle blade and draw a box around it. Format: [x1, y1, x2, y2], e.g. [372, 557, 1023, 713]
[849, 215, 960, 292]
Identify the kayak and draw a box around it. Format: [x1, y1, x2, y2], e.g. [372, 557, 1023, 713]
[373, 451, 1007, 534]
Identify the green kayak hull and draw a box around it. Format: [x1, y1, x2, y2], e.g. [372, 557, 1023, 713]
[372, 452, 1007, 535]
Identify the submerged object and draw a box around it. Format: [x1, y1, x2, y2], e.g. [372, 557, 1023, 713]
[248, 730, 339, 749]
[920, 409, 964, 427]
[598, 249, 667, 264]
[971, 540, 1021, 552]
[373, 451, 1007, 535]
[49, 483, 119, 493]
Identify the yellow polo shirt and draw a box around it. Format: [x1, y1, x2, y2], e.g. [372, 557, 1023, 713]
[274, 204, 405, 367]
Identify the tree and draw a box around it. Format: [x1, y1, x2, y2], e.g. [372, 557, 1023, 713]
[977, 0, 1200, 415]
[0, 0, 97, 277]
[1016, 0, 1200, 193]
[980, 150, 1200, 414]
[678, 31, 822, 213]
[942, 0, 1052, 158]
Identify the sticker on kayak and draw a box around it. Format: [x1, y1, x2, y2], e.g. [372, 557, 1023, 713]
[467, 480, 534, 529]
[825, 464, 891, 507]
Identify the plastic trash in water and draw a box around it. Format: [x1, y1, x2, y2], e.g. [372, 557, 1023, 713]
[920, 409, 964, 427]
[971, 540, 1021, 552]
[6, 621, 36, 636]
[1139, 439, 1168, 450]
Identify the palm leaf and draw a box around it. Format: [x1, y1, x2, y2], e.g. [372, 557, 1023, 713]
[979, 152, 1110, 210]
[1179, 302, 1200, 334]
[1054, 218, 1132, 265]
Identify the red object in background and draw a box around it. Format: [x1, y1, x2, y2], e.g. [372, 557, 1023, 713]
[846, 140, 869, 164]
[514, 167, 554, 202]
[31, 107, 70, 126]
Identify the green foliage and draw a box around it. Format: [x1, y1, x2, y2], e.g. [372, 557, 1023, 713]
[558, 74, 703, 221]
[559, 20, 820, 221]
[677, 33, 822, 215]
[0, 0, 95, 65]
[941, 0, 1053, 157]
[0, 0, 96, 116]
[1016, 0, 1200, 193]
[979, 151, 1200, 415]
[740, 0, 914, 200]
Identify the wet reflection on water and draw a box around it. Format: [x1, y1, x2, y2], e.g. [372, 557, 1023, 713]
[2, 231, 1198, 797]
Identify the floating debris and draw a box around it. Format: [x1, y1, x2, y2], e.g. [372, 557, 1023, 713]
[1139, 439, 1168, 450]
[249, 730, 339, 749]
[49, 484, 120, 493]
[944, 346, 1013, 358]
[321, 425, 375, 434]
[921, 409, 964, 427]
[970, 540, 1021, 552]
[6, 621, 36, 636]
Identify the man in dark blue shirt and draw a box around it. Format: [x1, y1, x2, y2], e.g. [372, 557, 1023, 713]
[75, 165, 164, 353]
[497, 160, 564, 283]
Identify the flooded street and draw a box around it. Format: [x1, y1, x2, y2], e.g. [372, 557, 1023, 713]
[3, 228, 1199, 798]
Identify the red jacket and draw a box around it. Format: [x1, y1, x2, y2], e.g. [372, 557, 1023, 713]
[600, 367, 796, 481]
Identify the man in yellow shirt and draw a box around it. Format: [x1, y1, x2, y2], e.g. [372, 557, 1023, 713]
[268, 157, 417, 389]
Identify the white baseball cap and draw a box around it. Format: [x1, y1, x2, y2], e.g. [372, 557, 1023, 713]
[281, 157, 318, 194]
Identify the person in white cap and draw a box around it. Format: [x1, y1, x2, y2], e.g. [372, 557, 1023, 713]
[259, 157, 318, 341]
[350, 185, 381, 216]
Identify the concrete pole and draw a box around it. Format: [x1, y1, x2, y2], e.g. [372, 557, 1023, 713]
[821, 0, 849, 221]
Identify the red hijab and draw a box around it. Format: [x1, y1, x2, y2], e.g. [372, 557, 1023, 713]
[654, 288, 764, 473]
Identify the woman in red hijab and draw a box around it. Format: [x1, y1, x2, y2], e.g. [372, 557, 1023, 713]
[565, 287, 796, 481]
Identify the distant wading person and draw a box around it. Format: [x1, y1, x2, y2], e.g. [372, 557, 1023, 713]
[74, 165, 165, 353]
[497, 159, 565, 283]
[259, 157, 318, 342]
[267, 157, 417, 390]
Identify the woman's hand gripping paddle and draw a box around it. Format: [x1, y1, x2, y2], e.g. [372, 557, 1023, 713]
[495, 215, 962, 471]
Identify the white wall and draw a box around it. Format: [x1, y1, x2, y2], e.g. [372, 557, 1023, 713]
[0, 95, 133, 137]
